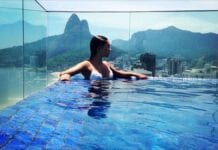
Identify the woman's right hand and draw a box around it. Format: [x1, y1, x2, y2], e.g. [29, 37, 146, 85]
[59, 73, 71, 81]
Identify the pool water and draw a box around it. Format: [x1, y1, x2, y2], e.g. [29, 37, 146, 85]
[0, 77, 217, 149]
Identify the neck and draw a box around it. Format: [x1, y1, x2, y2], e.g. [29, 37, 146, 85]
[90, 55, 103, 65]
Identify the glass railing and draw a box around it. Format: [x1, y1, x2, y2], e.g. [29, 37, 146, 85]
[23, 7, 47, 97]
[46, 11, 218, 78]
[0, 0, 47, 109]
[0, 0, 218, 109]
[0, 0, 23, 109]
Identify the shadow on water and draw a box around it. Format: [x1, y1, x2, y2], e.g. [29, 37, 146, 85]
[87, 80, 111, 119]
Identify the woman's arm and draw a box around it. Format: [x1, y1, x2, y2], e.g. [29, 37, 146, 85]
[108, 63, 148, 79]
[59, 61, 88, 81]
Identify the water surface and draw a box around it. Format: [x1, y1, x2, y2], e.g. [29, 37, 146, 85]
[0, 77, 217, 149]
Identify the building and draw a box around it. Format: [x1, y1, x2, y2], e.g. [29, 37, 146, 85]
[30, 55, 39, 68]
[184, 65, 218, 78]
[29, 52, 46, 68]
[132, 68, 152, 76]
[140, 53, 156, 76]
[113, 54, 132, 70]
[167, 58, 183, 75]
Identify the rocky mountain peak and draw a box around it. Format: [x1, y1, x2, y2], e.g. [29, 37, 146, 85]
[64, 14, 90, 35]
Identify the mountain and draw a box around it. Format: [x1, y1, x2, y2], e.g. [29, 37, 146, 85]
[0, 14, 125, 70]
[3, 15, 217, 71]
[47, 14, 93, 58]
[46, 14, 125, 70]
[0, 21, 46, 49]
[112, 26, 218, 59]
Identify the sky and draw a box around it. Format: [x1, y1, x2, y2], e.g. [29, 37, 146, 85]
[1, 0, 218, 40]
[37, 0, 218, 12]
[46, 11, 218, 40]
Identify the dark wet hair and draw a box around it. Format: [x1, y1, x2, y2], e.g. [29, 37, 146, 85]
[90, 35, 108, 60]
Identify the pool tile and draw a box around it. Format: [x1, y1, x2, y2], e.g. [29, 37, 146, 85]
[2, 138, 26, 150]
[0, 108, 17, 118]
[0, 116, 10, 125]
[14, 131, 33, 144]
[0, 132, 11, 147]
[46, 137, 65, 149]
[0, 126, 16, 136]
[38, 123, 55, 135]
[44, 118, 58, 127]
[26, 145, 43, 150]
[30, 138, 47, 148]
[0, 79, 217, 149]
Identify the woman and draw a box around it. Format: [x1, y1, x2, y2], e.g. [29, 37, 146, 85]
[59, 35, 148, 81]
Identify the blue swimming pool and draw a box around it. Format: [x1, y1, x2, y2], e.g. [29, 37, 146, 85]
[0, 77, 217, 149]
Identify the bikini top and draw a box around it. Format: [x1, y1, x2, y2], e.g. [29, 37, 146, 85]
[90, 68, 113, 80]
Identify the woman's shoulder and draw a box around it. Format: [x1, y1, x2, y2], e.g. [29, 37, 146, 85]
[72, 60, 91, 71]
[81, 60, 93, 70]
[103, 61, 112, 66]
[81, 60, 90, 64]
[78, 60, 91, 66]
[103, 61, 115, 70]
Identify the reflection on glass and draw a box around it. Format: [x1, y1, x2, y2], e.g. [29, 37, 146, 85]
[24, 8, 47, 97]
[0, 1, 23, 110]
[0, 0, 48, 110]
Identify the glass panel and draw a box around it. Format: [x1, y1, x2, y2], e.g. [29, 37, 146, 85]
[0, 0, 23, 110]
[47, 12, 91, 83]
[23, 0, 47, 97]
[24, 0, 46, 11]
[0, 0, 22, 9]
[46, 12, 130, 82]
[0, 0, 217, 111]
[78, 13, 131, 70]
[130, 12, 218, 78]
[47, 11, 218, 79]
